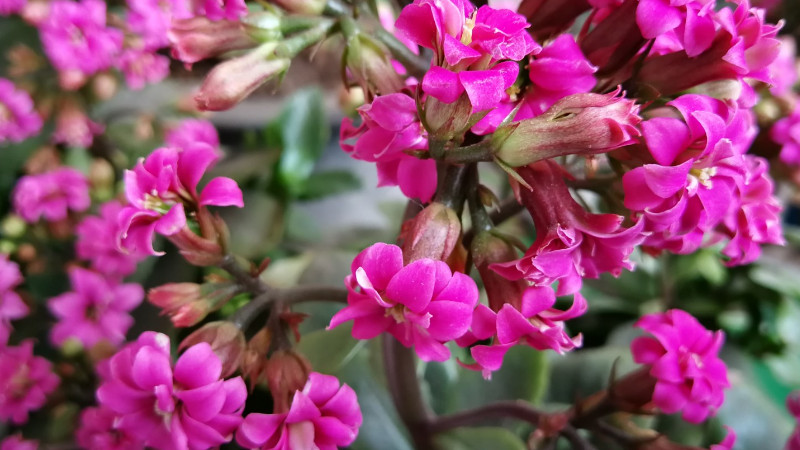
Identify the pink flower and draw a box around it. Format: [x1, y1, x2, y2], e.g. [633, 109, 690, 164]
[0, 255, 27, 345]
[526, 34, 597, 114]
[328, 243, 479, 362]
[119, 145, 243, 255]
[771, 109, 800, 166]
[77, 406, 145, 450]
[13, 167, 90, 223]
[96, 332, 247, 450]
[630, 309, 729, 423]
[422, 60, 520, 112]
[48, 267, 144, 348]
[492, 161, 644, 296]
[117, 49, 170, 90]
[188, 0, 247, 21]
[38, 0, 123, 88]
[126, 0, 191, 50]
[769, 36, 798, 98]
[0, 435, 37, 450]
[165, 118, 220, 152]
[236, 372, 362, 449]
[0, 78, 42, 143]
[0, 0, 25, 15]
[52, 101, 104, 147]
[0, 340, 59, 425]
[76, 201, 148, 280]
[636, 0, 716, 56]
[340, 92, 437, 202]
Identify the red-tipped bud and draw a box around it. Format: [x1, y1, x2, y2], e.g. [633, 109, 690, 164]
[168, 226, 225, 266]
[264, 349, 312, 413]
[195, 42, 289, 111]
[169, 18, 257, 67]
[399, 202, 463, 265]
[344, 33, 405, 97]
[424, 95, 475, 142]
[470, 230, 526, 312]
[492, 90, 641, 167]
[180, 321, 246, 378]
[148, 282, 238, 327]
[240, 327, 271, 389]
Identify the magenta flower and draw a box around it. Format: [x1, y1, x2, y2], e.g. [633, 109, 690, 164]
[328, 243, 479, 362]
[492, 161, 644, 296]
[236, 372, 362, 449]
[340, 92, 437, 202]
[460, 286, 585, 377]
[0, 78, 42, 144]
[526, 34, 597, 115]
[0, 435, 37, 450]
[769, 36, 798, 97]
[38, 0, 123, 88]
[630, 309, 729, 423]
[76, 201, 148, 280]
[13, 167, 90, 223]
[126, 0, 191, 50]
[0, 340, 59, 425]
[422, 60, 520, 112]
[0, 0, 25, 15]
[165, 118, 220, 152]
[771, 109, 800, 166]
[0, 255, 27, 345]
[119, 145, 243, 255]
[188, 0, 247, 21]
[96, 332, 247, 449]
[48, 267, 144, 348]
[77, 406, 145, 450]
[636, 0, 716, 56]
[52, 101, 104, 148]
[117, 49, 170, 90]
[787, 391, 800, 450]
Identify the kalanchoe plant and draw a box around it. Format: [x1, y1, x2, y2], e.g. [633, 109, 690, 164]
[2, 0, 800, 448]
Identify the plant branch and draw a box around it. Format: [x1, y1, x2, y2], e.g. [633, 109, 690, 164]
[220, 254, 269, 295]
[231, 291, 272, 331]
[430, 400, 543, 433]
[462, 196, 524, 246]
[278, 285, 348, 305]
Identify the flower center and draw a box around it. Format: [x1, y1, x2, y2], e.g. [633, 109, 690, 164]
[461, 15, 475, 45]
[689, 167, 717, 188]
[385, 304, 407, 324]
[68, 25, 86, 47]
[9, 365, 32, 399]
[144, 192, 175, 215]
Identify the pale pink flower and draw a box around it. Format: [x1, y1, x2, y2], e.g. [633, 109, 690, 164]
[96, 332, 247, 450]
[48, 267, 144, 348]
[328, 243, 479, 362]
[771, 109, 800, 166]
[630, 309, 729, 423]
[0, 78, 42, 143]
[76, 201, 148, 280]
[52, 102, 104, 148]
[13, 167, 90, 223]
[116, 49, 170, 90]
[0, 255, 27, 345]
[236, 372, 362, 449]
[76, 406, 145, 450]
[0, 340, 59, 425]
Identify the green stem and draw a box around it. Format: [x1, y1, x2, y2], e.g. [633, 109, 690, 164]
[430, 400, 543, 432]
[442, 141, 495, 164]
[374, 28, 430, 79]
[275, 19, 336, 58]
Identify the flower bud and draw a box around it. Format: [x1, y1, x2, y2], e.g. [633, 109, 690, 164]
[264, 349, 312, 413]
[424, 95, 474, 142]
[470, 230, 525, 312]
[241, 327, 270, 388]
[269, 0, 325, 15]
[169, 18, 257, 67]
[168, 226, 225, 266]
[148, 281, 238, 327]
[195, 42, 289, 111]
[180, 321, 246, 378]
[399, 202, 462, 264]
[344, 33, 405, 97]
[492, 90, 641, 167]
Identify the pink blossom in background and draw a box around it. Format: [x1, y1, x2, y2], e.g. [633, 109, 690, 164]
[771, 109, 800, 166]
[96, 332, 247, 449]
[0, 340, 59, 425]
[13, 167, 90, 223]
[116, 49, 170, 90]
[635, 0, 716, 56]
[0, 0, 25, 15]
[340, 92, 436, 202]
[188, 0, 247, 21]
[126, 0, 191, 50]
[77, 406, 144, 450]
[48, 267, 144, 348]
[38, 0, 123, 87]
[119, 145, 243, 255]
[76, 201, 148, 280]
[526, 34, 597, 114]
[0, 78, 42, 144]
[0, 255, 27, 345]
[0, 435, 37, 450]
[165, 118, 220, 152]
[491, 161, 644, 296]
[786, 391, 800, 449]
[52, 102, 104, 148]
[328, 243, 478, 362]
[630, 309, 729, 423]
[769, 36, 798, 97]
[236, 372, 362, 449]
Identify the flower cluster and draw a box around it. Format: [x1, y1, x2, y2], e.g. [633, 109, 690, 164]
[0, 340, 59, 425]
[0, 78, 41, 144]
[12, 167, 90, 223]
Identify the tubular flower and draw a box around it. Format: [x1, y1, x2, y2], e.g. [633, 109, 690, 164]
[328, 243, 479, 362]
[0, 78, 42, 144]
[118, 145, 243, 255]
[491, 161, 645, 296]
[48, 267, 144, 348]
[76, 406, 145, 450]
[0, 340, 59, 425]
[12, 167, 90, 223]
[76, 200, 148, 280]
[340, 92, 436, 202]
[630, 309, 729, 423]
[96, 332, 247, 450]
[0, 255, 27, 345]
[236, 372, 363, 450]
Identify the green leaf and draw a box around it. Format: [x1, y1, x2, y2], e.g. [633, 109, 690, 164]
[272, 88, 329, 198]
[751, 262, 800, 299]
[296, 323, 364, 374]
[545, 347, 636, 404]
[434, 427, 527, 450]
[297, 170, 361, 200]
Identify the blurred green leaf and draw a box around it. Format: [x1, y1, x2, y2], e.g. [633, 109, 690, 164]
[296, 322, 364, 374]
[271, 88, 329, 198]
[64, 147, 92, 175]
[297, 170, 361, 200]
[751, 262, 800, 299]
[435, 427, 527, 450]
[670, 249, 727, 286]
[545, 347, 635, 404]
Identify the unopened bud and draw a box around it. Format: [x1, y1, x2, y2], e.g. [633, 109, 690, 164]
[265, 349, 312, 413]
[424, 95, 474, 141]
[169, 18, 257, 67]
[344, 33, 405, 97]
[493, 90, 641, 167]
[195, 42, 289, 111]
[399, 202, 462, 264]
[471, 230, 526, 312]
[180, 321, 246, 378]
[148, 281, 238, 327]
[241, 327, 270, 388]
[168, 226, 224, 266]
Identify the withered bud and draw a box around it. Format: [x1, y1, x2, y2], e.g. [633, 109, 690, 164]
[180, 321, 246, 378]
[264, 350, 312, 413]
[148, 281, 238, 327]
[344, 33, 405, 98]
